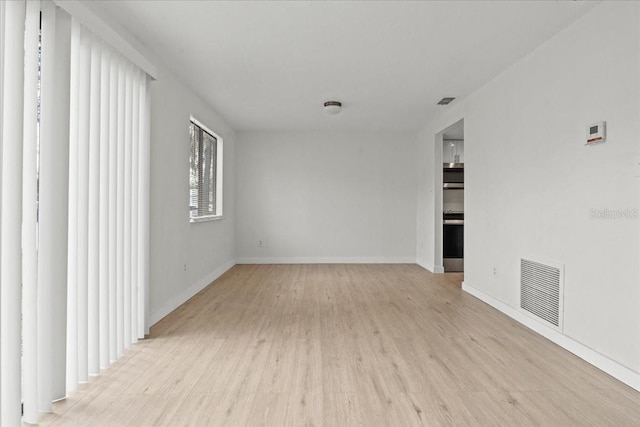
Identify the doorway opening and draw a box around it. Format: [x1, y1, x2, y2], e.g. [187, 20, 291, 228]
[435, 119, 464, 274]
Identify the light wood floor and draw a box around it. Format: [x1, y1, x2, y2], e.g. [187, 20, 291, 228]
[34, 264, 640, 426]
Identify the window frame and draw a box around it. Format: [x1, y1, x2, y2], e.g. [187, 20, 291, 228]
[189, 115, 223, 223]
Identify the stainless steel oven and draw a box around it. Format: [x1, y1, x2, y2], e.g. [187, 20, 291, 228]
[443, 214, 463, 272]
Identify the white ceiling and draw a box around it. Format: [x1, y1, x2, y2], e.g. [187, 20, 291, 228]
[94, 1, 597, 132]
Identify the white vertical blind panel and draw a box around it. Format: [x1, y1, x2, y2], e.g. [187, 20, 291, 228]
[130, 70, 140, 344]
[0, 0, 3, 416]
[143, 78, 151, 336]
[123, 65, 133, 349]
[138, 74, 149, 338]
[0, 0, 4, 179]
[39, 0, 72, 407]
[87, 37, 102, 376]
[0, 0, 4, 208]
[0, 1, 25, 425]
[99, 45, 111, 370]
[108, 55, 119, 362]
[50, 7, 71, 400]
[22, 0, 42, 422]
[66, 17, 81, 393]
[116, 60, 125, 357]
[0, 0, 4, 415]
[76, 26, 92, 383]
[38, 1, 56, 412]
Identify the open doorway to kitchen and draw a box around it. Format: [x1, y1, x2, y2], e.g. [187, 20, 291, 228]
[435, 119, 464, 281]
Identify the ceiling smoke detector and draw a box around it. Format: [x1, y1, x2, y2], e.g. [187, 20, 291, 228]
[437, 97, 456, 105]
[324, 101, 342, 115]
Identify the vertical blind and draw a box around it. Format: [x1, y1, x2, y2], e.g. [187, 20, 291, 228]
[0, 1, 151, 425]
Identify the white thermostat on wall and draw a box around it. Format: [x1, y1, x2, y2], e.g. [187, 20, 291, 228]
[586, 121, 606, 145]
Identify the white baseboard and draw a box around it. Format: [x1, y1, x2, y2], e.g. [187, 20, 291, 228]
[416, 259, 444, 273]
[149, 260, 236, 326]
[236, 257, 415, 264]
[462, 281, 640, 392]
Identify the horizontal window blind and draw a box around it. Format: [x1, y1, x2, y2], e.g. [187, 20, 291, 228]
[190, 120, 222, 220]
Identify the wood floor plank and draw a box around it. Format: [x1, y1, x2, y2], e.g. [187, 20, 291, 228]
[245, 393, 289, 426]
[164, 392, 222, 427]
[36, 264, 640, 427]
[257, 338, 298, 393]
[320, 338, 357, 393]
[322, 393, 360, 427]
[205, 391, 257, 427]
[284, 391, 323, 427]
[408, 390, 479, 426]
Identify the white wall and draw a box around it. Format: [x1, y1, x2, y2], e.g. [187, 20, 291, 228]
[236, 131, 417, 262]
[418, 1, 640, 375]
[148, 64, 236, 324]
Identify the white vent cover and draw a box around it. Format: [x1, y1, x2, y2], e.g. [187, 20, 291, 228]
[520, 258, 564, 330]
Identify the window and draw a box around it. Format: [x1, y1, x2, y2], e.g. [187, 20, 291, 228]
[189, 117, 223, 221]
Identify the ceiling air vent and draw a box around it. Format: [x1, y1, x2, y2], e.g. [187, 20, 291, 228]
[520, 258, 564, 331]
[437, 97, 456, 105]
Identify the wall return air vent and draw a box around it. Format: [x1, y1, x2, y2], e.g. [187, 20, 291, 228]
[520, 258, 564, 331]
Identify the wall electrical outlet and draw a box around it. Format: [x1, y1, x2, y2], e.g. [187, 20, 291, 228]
[492, 267, 498, 276]
[257, 239, 267, 248]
